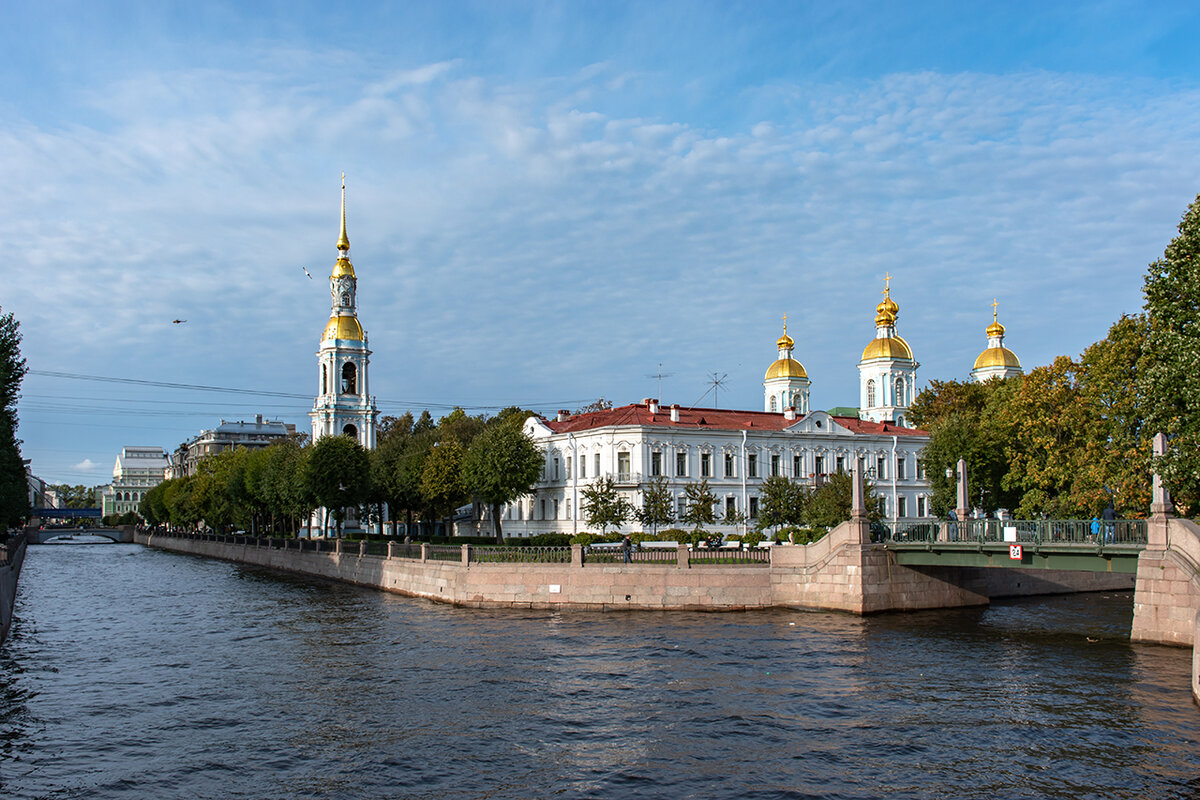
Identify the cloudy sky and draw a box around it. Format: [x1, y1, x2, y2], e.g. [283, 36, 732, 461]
[6, 1, 1200, 486]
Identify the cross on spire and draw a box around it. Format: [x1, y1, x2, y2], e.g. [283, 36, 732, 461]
[781, 312, 788, 334]
[991, 298, 999, 319]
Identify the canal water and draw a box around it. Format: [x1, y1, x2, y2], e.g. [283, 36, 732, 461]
[2, 544, 1198, 800]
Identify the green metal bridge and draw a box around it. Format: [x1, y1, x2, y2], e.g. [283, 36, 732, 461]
[881, 519, 1148, 574]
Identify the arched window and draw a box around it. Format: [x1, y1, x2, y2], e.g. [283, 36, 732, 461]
[322, 364, 327, 394]
[343, 423, 358, 439]
[341, 291, 351, 307]
[866, 379, 876, 407]
[770, 396, 777, 412]
[895, 376, 906, 406]
[341, 362, 357, 394]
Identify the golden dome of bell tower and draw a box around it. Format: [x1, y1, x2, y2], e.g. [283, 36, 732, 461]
[858, 274, 919, 426]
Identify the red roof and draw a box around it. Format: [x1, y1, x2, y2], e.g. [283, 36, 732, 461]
[543, 403, 927, 437]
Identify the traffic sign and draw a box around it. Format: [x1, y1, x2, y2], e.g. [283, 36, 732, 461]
[1009, 544, 1023, 560]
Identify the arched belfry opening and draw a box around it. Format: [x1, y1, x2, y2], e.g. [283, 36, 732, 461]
[341, 362, 357, 394]
[343, 423, 358, 439]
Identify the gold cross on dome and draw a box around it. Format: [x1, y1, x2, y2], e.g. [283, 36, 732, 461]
[882, 272, 893, 296]
[992, 298, 999, 318]
[781, 313, 788, 333]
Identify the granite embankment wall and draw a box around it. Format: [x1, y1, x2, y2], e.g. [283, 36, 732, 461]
[1, 533, 29, 644]
[137, 523, 1133, 614]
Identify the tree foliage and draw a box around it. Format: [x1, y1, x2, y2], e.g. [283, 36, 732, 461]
[681, 479, 717, 531]
[462, 419, 543, 542]
[755, 475, 807, 532]
[0, 308, 27, 527]
[581, 476, 631, 534]
[306, 435, 371, 534]
[635, 476, 675, 535]
[803, 472, 883, 528]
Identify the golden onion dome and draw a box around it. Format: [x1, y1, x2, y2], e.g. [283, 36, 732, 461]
[986, 318, 1006, 338]
[776, 331, 795, 350]
[973, 346, 1021, 370]
[323, 315, 364, 341]
[861, 336, 913, 361]
[765, 358, 807, 380]
[331, 257, 356, 278]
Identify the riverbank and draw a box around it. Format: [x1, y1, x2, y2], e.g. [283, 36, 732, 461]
[1, 531, 29, 643]
[137, 529, 1134, 613]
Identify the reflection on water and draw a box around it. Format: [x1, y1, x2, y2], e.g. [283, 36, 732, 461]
[2, 544, 1197, 799]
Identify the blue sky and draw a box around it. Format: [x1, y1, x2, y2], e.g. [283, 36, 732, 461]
[5, 1, 1200, 486]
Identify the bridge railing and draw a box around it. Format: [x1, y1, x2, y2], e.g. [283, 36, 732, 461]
[886, 519, 1148, 546]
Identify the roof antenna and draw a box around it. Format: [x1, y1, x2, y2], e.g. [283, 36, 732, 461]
[708, 372, 728, 409]
[645, 363, 673, 402]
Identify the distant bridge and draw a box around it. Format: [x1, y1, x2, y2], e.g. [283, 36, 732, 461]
[28, 527, 133, 544]
[882, 519, 1147, 574]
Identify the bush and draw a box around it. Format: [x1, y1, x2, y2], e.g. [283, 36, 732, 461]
[528, 533, 573, 547]
[742, 531, 765, 548]
[783, 527, 828, 545]
[570, 532, 596, 546]
[660, 528, 688, 541]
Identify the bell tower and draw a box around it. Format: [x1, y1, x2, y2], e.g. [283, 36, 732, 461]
[310, 175, 378, 449]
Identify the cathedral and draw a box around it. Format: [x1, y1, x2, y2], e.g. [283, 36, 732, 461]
[309, 177, 379, 448]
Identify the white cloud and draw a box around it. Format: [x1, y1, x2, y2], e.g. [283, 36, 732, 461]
[72, 459, 98, 472]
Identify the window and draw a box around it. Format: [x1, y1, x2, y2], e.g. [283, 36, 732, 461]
[594, 453, 600, 477]
[341, 362, 357, 394]
[793, 454, 802, 477]
[866, 379, 876, 407]
[896, 456, 906, 480]
[617, 451, 630, 482]
[814, 455, 824, 475]
[321, 364, 327, 394]
[836, 456, 845, 473]
[748, 453, 758, 478]
[553, 499, 560, 519]
[566, 457, 572, 480]
[651, 452, 662, 477]
[701, 453, 712, 477]
[579, 457, 586, 478]
[554, 458, 560, 481]
[343, 424, 357, 439]
[770, 454, 780, 477]
[770, 396, 777, 412]
[917, 495, 926, 517]
[676, 451, 687, 477]
[895, 376, 906, 406]
[877, 456, 886, 480]
[749, 496, 759, 519]
[677, 496, 687, 518]
[724, 453, 735, 478]
[897, 496, 907, 518]
[540, 499, 546, 520]
[566, 499, 572, 519]
[725, 496, 736, 517]
[917, 459, 926, 479]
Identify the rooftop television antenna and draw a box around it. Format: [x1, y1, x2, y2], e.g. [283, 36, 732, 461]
[645, 363, 673, 401]
[708, 372, 728, 408]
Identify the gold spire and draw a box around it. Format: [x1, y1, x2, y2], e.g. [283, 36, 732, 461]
[776, 313, 794, 349]
[337, 173, 350, 252]
[875, 277, 899, 326]
[987, 299, 1005, 337]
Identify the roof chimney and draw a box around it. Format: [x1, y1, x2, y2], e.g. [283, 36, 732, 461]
[256, 414, 263, 425]
[649, 399, 659, 414]
[670, 404, 680, 422]
[557, 409, 570, 422]
[784, 406, 796, 421]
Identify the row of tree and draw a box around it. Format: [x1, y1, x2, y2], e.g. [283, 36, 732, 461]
[0, 308, 27, 529]
[911, 193, 1200, 519]
[140, 408, 545, 542]
[579, 471, 882, 536]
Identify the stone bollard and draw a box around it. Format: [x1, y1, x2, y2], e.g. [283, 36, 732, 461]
[387, 541, 396, 559]
[571, 543, 583, 567]
[461, 544, 471, 565]
[676, 543, 690, 568]
[359, 540, 367, 557]
[335, 539, 343, 555]
[420, 543, 428, 562]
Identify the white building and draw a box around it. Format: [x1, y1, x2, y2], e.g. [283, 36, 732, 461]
[309, 176, 378, 449]
[101, 446, 169, 518]
[495, 291, 934, 538]
[971, 303, 1023, 382]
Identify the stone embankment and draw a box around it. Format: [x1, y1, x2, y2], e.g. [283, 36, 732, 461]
[137, 521, 1132, 614]
[1, 532, 29, 644]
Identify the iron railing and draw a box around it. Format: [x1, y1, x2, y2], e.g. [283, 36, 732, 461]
[885, 518, 1148, 546]
[425, 544, 464, 561]
[470, 546, 572, 564]
[689, 547, 771, 565]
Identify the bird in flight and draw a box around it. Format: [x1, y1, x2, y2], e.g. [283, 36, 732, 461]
[172, 319, 187, 324]
[302, 267, 313, 279]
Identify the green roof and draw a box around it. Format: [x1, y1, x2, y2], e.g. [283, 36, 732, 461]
[825, 407, 860, 417]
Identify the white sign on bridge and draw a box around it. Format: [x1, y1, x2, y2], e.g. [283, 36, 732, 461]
[1009, 544, 1023, 560]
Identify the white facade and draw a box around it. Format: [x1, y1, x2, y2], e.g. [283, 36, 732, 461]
[309, 178, 378, 449]
[498, 403, 931, 538]
[102, 446, 169, 518]
[858, 284, 919, 427]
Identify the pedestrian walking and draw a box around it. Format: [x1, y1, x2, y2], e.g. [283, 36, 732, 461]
[621, 534, 632, 563]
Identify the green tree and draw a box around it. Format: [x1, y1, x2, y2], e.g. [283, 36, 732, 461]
[756, 475, 807, 532]
[681, 479, 717, 532]
[1140, 193, 1200, 514]
[462, 421, 544, 543]
[581, 476, 631, 535]
[0, 307, 28, 527]
[803, 472, 882, 529]
[635, 476, 675, 536]
[420, 439, 468, 535]
[306, 434, 371, 536]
